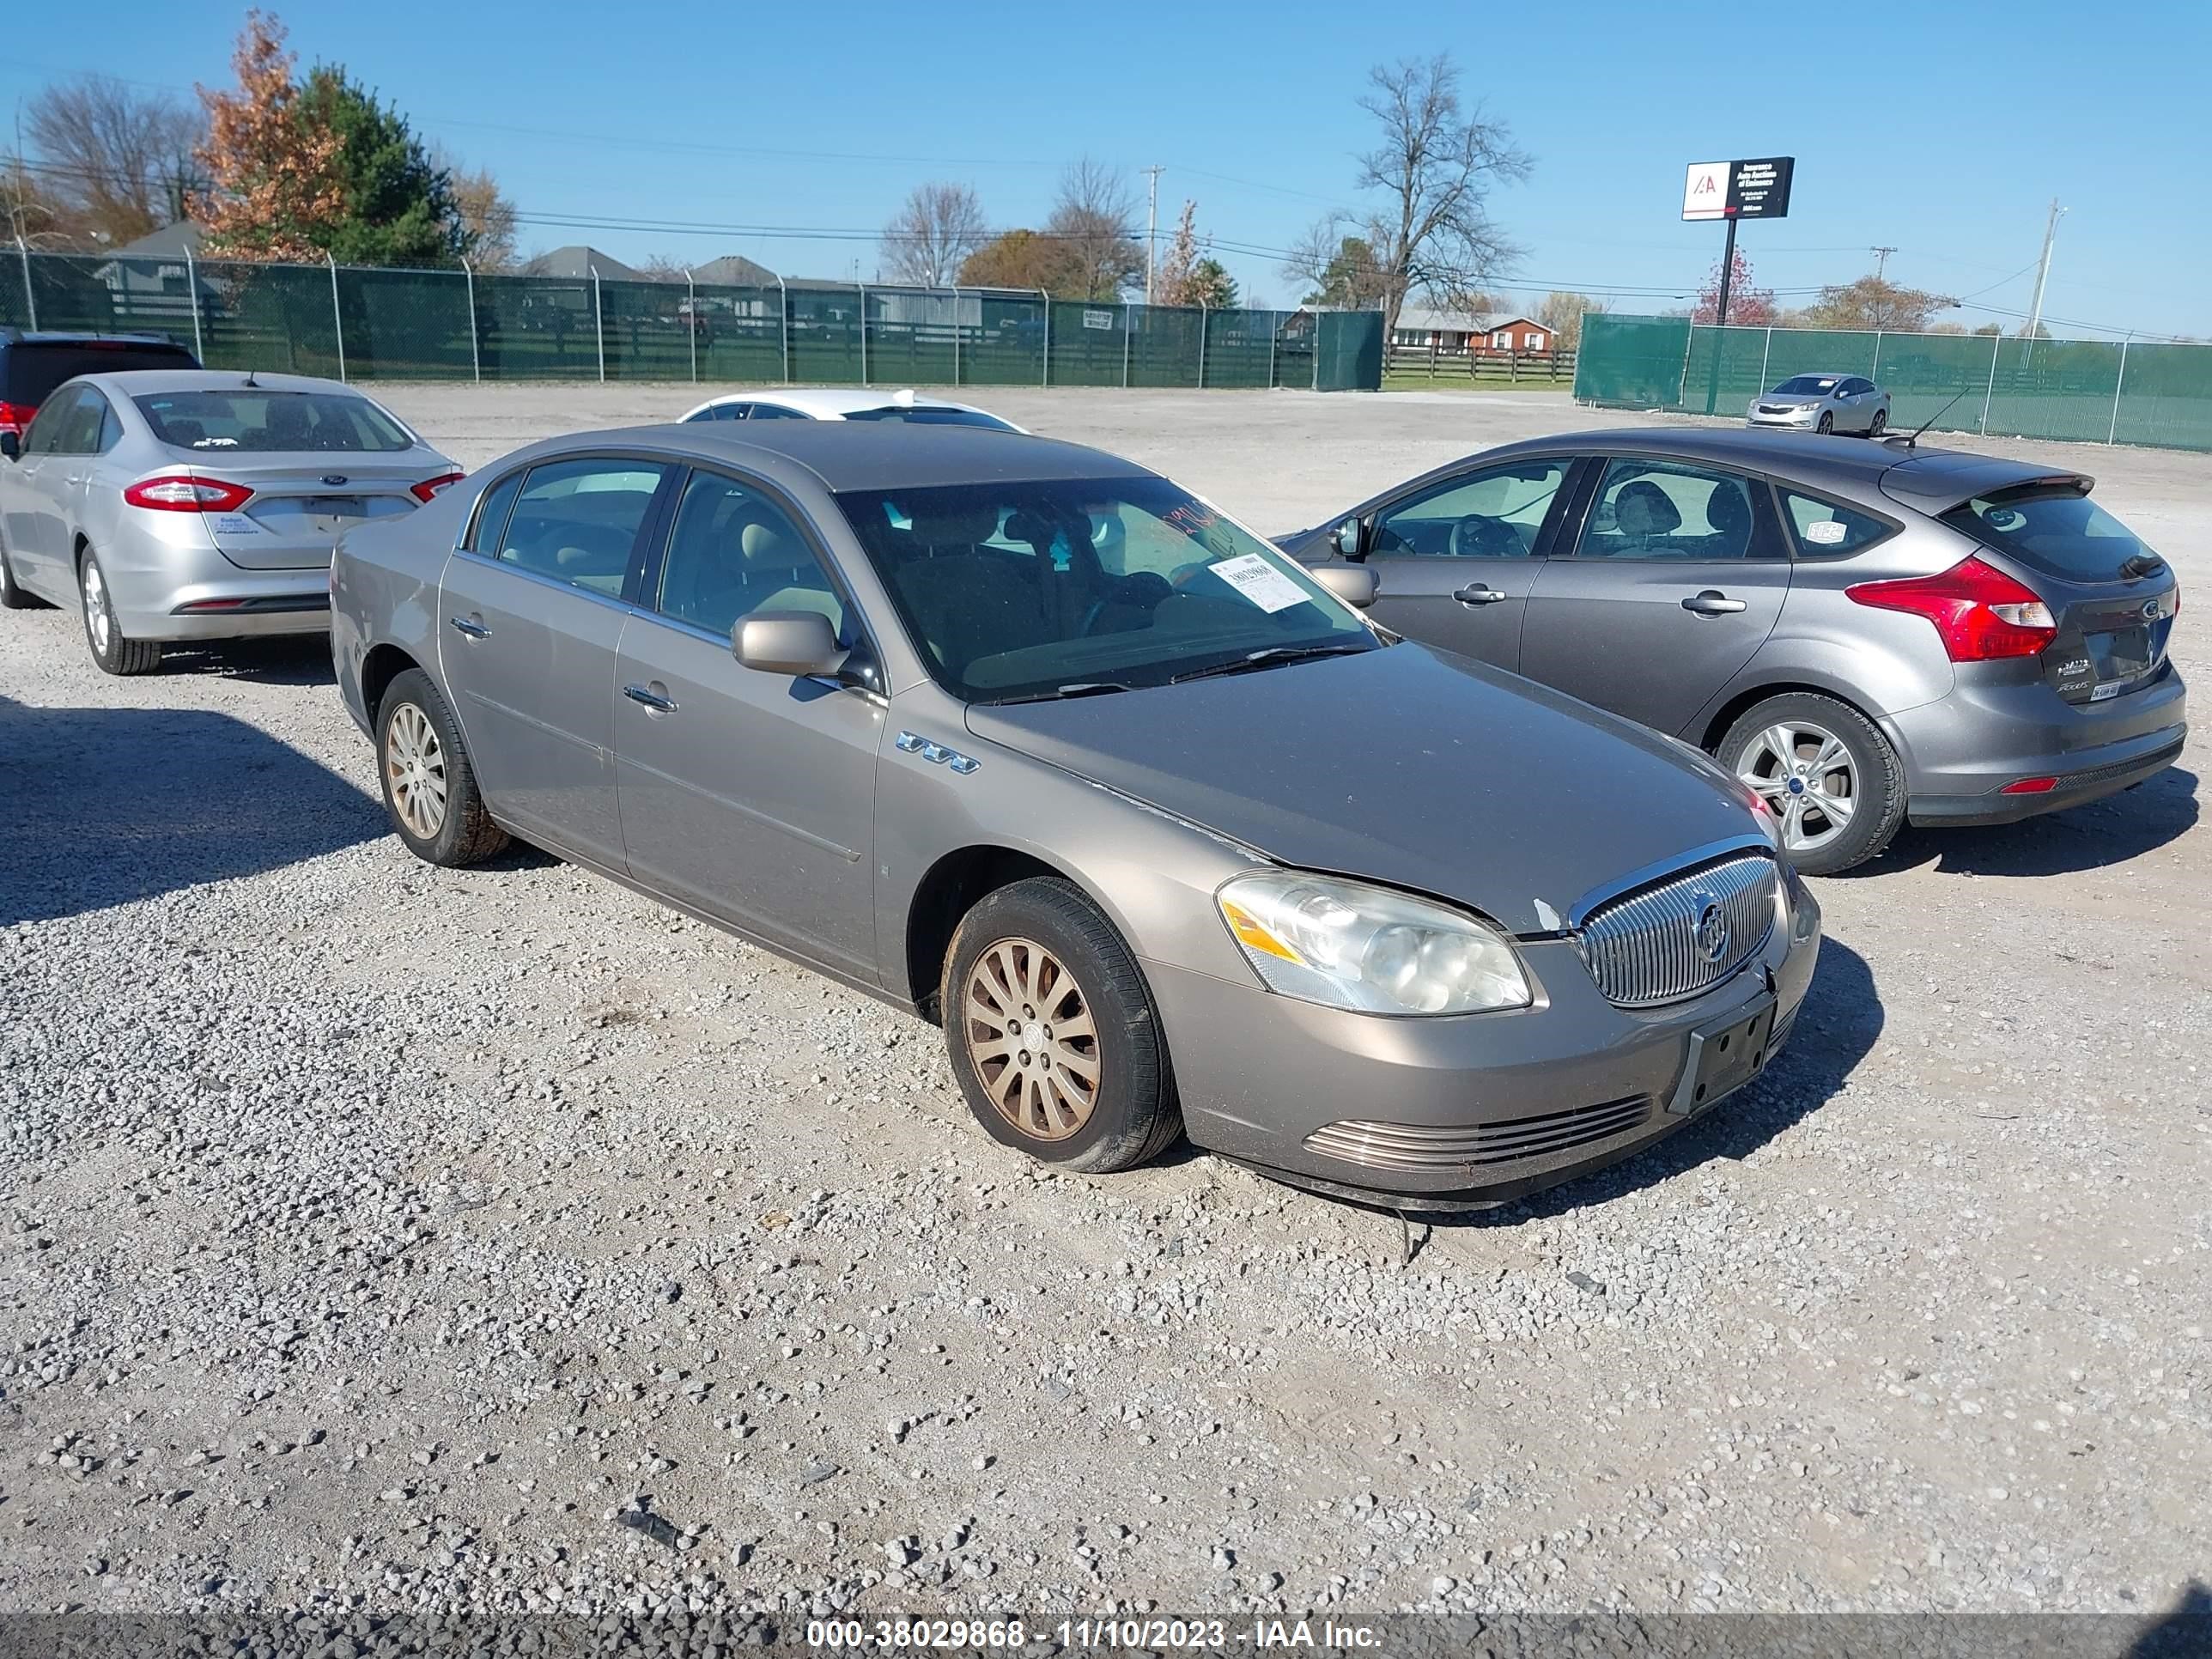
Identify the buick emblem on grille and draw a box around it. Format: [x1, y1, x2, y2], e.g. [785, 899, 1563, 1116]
[1692, 895, 1730, 963]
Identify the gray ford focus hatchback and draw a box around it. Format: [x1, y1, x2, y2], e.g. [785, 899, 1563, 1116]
[333, 423, 1820, 1210]
[1282, 428, 2185, 872]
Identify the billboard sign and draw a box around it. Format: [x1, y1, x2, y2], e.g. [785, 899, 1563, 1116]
[1682, 157, 1795, 222]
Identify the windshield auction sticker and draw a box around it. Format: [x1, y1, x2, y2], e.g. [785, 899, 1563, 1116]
[1208, 554, 1309, 613]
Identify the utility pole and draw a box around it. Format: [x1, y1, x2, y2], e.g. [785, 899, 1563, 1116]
[1141, 165, 1164, 303]
[2022, 198, 2065, 362]
[1870, 246, 1898, 281]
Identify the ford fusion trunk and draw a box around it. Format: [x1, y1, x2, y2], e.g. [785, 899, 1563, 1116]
[190, 459, 428, 571]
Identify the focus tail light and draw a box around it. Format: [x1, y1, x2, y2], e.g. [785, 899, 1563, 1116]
[1846, 556, 2057, 661]
[125, 475, 254, 514]
[410, 471, 465, 503]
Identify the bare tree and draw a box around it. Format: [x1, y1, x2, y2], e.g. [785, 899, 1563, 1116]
[1323, 56, 1529, 337]
[1045, 158, 1142, 301]
[27, 75, 204, 246]
[441, 158, 518, 270]
[1536, 290, 1606, 350]
[1283, 222, 1387, 308]
[2, 152, 82, 248]
[880, 181, 987, 288]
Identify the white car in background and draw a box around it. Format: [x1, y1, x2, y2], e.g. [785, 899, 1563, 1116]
[678, 387, 1024, 431]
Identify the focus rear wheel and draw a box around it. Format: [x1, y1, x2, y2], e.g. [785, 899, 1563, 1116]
[1718, 692, 1905, 874]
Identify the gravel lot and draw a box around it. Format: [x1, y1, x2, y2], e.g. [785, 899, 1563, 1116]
[3, 386, 2208, 1631]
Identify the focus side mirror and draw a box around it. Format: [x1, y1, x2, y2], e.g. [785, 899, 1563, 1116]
[1331, 519, 1363, 558]
[1310, 563, 1377, 610]
[734, 610, 848, 678]
[0, 431, 19, 462]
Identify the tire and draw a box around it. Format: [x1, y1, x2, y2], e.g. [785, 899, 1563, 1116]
[375, 667, 508, 866]
[941, 876, 1182, 1174]
[78, 547, 161, 675]
[1815, 411, 1834, 434]
[1717, 692, 1907, 875]
[1869, 407, 1888, 439]
[1, 528, 46, 610]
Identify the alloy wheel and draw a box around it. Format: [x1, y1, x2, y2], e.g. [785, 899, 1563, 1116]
[384, 702, 450, 840]
[961, 937, 1101, 1141]
[1737, 720, 1857, 856]
[82, 560, 110, 653]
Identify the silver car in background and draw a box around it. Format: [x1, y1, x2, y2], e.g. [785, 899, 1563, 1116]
[0, 370, 462, 674]
[678, 386, 1024, 431]
[1747, 374, 1890, 436]
[1282, 428, 2185, 873]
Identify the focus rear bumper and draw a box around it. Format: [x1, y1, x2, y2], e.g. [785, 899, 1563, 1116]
[1905, 728, 2186, 825]
[1889, 665, 2186, 828]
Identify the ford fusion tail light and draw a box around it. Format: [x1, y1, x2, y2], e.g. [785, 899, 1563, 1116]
[124, 475, 254, 514]
[1846, 556, 2057, 661]
[410, 471, 465, 503]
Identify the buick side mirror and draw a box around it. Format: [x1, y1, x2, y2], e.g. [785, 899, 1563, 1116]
[0, 431, 18, 462]
[1310, 563, 1377, 609]
[734, 610, 848, 678]
[1331, 519, 1362, 558]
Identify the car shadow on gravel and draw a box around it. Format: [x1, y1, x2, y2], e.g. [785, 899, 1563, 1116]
[1847, 766, 2197, 878]
[0, 693, 382, 926]
[1414, 935, 1884, 1233]
[147, 635, 337, 686]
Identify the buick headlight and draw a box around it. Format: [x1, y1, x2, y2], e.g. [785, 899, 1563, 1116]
[1216, 872, 1530, 1016]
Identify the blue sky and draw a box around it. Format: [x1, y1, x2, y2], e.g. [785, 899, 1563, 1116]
[7, 1, 2207, 337]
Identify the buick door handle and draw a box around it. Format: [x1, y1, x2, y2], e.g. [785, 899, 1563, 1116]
[449, 616, 490, 639]
[1680, 591, 1747, 616]
[1453, 583, 1510, 605]
[623, 684, 678, 714]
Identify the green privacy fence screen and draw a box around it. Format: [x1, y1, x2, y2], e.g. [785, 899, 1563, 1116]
[2, 250, 1383, 392]
[1574, 313, 2212, 453]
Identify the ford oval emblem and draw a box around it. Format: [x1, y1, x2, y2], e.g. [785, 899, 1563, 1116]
[1693, 897, 1730, 963]
[322, 474, 349, 486]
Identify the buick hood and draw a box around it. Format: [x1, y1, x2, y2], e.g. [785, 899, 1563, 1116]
[964, 642, 1768, 935]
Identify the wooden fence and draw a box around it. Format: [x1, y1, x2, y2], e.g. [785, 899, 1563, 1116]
[1384, 343, 1577, 384]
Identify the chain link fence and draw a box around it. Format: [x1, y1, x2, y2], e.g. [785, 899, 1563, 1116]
[3, 248, 1382, 392]
[1575, 313, 2212, 453]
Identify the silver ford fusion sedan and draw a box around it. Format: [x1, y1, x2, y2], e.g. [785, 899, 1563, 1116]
[0, 369, 462, 673]
[332, 423, 1821, 1210]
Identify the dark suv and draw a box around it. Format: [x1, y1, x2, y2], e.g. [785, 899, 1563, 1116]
[0, 330, 200, 441]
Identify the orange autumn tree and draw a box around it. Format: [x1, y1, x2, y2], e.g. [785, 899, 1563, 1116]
[191, 11, 343, 260]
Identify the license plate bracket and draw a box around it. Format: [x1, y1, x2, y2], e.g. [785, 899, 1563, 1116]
[1667, 993, 1777, 1117]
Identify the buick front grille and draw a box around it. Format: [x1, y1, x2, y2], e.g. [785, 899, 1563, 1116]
[1305, 1097, 1651, 1174]
[1573, 853, 1777, 1008]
